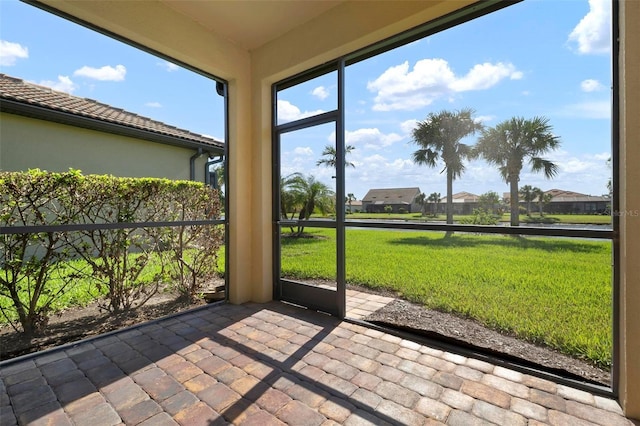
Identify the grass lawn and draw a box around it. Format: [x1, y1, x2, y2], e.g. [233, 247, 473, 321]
[2, 231, 612, 368]
[0, 249, 227, 325]
[346, 212, 612, 225]
[519, 214, 611, 225]
[281, 228, 613, 368]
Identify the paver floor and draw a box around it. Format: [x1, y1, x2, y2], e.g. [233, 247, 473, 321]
[0, 294, 635, 425]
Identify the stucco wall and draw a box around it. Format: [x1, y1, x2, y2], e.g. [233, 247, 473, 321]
[618, 0, 640, 418]
[0, 113, 210, 182]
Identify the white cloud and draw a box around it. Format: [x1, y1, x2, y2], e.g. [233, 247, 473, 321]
[568, 0, 611, 55]
[593, 152, 611, 161]
[0, 40, 28, 66]
[37, 75, 76, 93]
[581, 79, 604, 92]
[367, 59, 522, 111]
[345, 147, 611, 200]
[73, 64, 126, 81]
[311, 86, 329, 100]
[449, 62, 522, 92]
[277, 100, 324, 123]
[561, 100, 611, 119]
[475, 115, 496, 124]
[560, 158, 592, 174]
[145, 101, 162, 108]
[345, 128, 403, 150]
[539, 150, 610, 194]
[400, 119, 418, 134]
[159, 61, 179, 72]
[293, 146, 313, 156]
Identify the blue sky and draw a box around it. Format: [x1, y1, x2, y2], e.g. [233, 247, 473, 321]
[1, 0, 611, 200]
[0, 0, 225, 141]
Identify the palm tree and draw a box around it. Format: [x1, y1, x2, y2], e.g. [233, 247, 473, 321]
[211, 164, 225, 190]
[411, 108, 483, 225]
[475, 116, 560, 226]
[316, 144, 355, 169]
[346, 193, 356, 213]
[280, 173, 304, 221]
[519, 185, 536, 217]
[288, 174, 334, 235]
[606, 157, 612, 198]
[427, 192, 441, 216]
[534, 188, 553, 217]
[478, 191, 500, 215]
[415, 192, 427, 216]
[210, 164, 226, 208]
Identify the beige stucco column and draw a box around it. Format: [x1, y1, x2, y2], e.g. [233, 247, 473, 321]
[618, 0, 640, 419]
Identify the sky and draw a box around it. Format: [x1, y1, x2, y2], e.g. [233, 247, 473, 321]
[1, 0, 612, 200]
[0, 0, 225, 141]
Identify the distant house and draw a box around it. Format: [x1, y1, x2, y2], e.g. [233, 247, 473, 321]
[345, 199, 363, 213]
[361, 187, 421, 213]
[0, 73, 224, 183]
[438, 191, 480, 215]
[543, 189, 610, 214]
[503, 189, 610, 214]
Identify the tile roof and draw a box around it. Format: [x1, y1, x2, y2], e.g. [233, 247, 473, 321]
[544, 189, 609, 202]
[440, 191, 480, 203]
[0, 73, 223, 149]
[502, 189, 609, 203]
[362, 187, 421, 204]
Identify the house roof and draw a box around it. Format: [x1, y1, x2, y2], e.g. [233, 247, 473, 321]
[439, 191, 479, 203]
[0, 73, 224, 152]
[362, 187, 421, 204]
[502, 189, 609, 202]
[544, 189, 609, 203]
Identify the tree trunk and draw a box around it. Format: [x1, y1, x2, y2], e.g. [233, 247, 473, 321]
[446, 170, 453, 225]
[510, 176, 520, 226]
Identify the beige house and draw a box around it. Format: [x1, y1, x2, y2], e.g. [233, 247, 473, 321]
[0, 73, 224, 182]
[439, 191, 480, 215]
[7, 0, 640, 418]
[361, 187, 422, 213]
[503, 189, 611, 215]
[544, 189, 610, 214]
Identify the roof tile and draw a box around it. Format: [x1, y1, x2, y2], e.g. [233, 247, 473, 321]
[0, 73, 222, 149]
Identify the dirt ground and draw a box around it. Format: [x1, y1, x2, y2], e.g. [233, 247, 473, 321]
[0, 284, 609, 387]
[0, 291, 207, 362]
[362, 294, 610, 386]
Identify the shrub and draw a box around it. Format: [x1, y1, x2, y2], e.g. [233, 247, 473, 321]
[0, 169, 85, 334]
[70, 176, 167, 312]
[157, 182, 223, 301]
[1, 170, 224, 332]
[459, 208, 499, 225]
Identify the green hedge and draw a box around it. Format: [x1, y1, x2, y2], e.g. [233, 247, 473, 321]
[0, 169, 223, 335]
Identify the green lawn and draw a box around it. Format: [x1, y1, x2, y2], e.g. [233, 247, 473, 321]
[2, 231, 612, 368]
[519, 214, 611, 225]
[0, 249, 226, 325]
[345, 212, 612, 225]
[281, 228, 613, 368]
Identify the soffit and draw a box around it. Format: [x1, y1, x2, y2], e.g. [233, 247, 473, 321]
[30, 0, 479, 81]
[160, 1, 345, 51]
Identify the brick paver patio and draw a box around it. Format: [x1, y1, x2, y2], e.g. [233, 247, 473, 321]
[0, 293, 635, 425]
